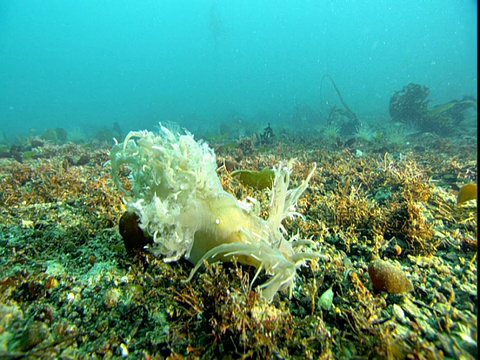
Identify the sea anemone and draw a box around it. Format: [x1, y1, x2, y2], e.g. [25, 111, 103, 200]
[109, 125, 321, 302]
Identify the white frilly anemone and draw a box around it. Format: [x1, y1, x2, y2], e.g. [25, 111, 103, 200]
[110, 125, 322, 302]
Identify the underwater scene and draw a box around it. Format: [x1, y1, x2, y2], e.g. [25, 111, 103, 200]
[0, 1, 477, 359]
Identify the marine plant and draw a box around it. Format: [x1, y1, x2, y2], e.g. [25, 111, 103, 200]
[320, 74, 361, 126]
[389, 83, 430, 127]
[389, 83, 477, 135]
[109, 125, 320, 302]
[457, 183, 477, 206]
[230, 168, 275, 189]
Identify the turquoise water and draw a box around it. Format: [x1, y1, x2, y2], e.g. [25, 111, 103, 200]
[0, 0, 477, 139]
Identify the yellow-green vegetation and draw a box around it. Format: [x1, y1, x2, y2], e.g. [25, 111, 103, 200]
[457, 183, 477, 205]
[230, 168, 275, 189]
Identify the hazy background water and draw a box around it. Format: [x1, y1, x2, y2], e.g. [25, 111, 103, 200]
[0, 0, 477, 140]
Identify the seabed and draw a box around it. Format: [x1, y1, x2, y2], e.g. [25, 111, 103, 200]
[0, 126, 477, 359]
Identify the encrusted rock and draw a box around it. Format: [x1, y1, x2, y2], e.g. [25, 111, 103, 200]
[368, 259, 414, 293]
[119, 211, 152, 252]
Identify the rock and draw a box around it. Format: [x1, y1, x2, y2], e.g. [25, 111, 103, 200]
[368, 259, 413, 293]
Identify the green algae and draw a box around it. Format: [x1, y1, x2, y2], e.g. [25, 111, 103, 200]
[230, 168, 275, 189]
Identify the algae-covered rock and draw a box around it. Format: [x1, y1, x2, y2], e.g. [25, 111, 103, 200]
[368, 259, 413, 293]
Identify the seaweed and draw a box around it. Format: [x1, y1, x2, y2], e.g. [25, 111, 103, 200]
[389, 83, 477, 135]
[230, 168, 275, 189]
[320, 75, 361, 136]
[457, 183, 477, 206]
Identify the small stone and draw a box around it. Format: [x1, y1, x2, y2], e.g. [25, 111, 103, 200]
[119, 211, 152, 252]
[318, 287, 334, 310]
[368, 259, 413, 293]
[119, 343, 129, 357]
[45, 276, 59, 290]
